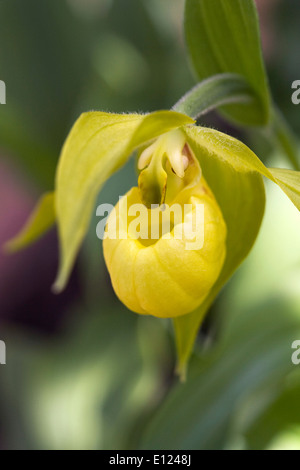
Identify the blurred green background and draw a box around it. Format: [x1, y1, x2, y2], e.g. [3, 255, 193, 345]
[0, 0, 300, 450]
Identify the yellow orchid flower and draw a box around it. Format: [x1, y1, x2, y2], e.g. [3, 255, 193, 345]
[103, 129, 227, 318]
[5, 107, 300, 374]
[5, 0, 300, 378]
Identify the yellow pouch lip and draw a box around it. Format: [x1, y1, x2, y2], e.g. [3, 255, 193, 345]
[103, 177, 227, 318]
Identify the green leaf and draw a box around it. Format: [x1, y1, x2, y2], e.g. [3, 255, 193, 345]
[173, 73, 253, 120]
[185, 0, 270, 126]
[141, 298, 300, 449]
[54, 110, 194, 292]
[4, 192, 55, 253]
[245, 374, 300, 450]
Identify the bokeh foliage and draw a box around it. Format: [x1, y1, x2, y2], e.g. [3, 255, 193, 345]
[1, 0, 300, 450]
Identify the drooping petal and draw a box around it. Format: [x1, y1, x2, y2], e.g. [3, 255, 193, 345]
[185, 126, 300, 210]
[54, 110, 194, 292]
[174, 126, 267, 376]
[175, 125, 300, 375]
[268, 168, 300, 210]
[4, 192, 55, 252]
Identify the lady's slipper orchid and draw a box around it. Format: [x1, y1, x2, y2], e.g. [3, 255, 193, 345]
[5, 0, 300, 377]
[103, 130, 227, 318]
[6, 108, 300, 373]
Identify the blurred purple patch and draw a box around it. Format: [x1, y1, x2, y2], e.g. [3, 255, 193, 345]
[0, 160, 81, 334]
